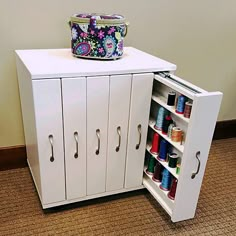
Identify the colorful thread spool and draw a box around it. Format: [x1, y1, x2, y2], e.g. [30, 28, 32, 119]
[168, 178, 178, 200]
[184, 101, 192, 118]
[158, 139, 168, 161]
[162, 115, 173, 135]
[154, 107, 166, 130]
[150, 133, 160, 155]
[176, 95, 186, 114]
[152, 162, 163, 182]
[160, 168, 172, 191]
[167, 123, 175, 138]
[168, 153, 178, 168]
[146, 155, 156, 175]
[167, 91, 176, 106]
[171, 127, 182, 142]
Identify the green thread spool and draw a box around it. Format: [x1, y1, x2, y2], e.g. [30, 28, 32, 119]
[176, 164, 181, 174]
[168, 153, 178, 168]
[146, 155, 156, 175]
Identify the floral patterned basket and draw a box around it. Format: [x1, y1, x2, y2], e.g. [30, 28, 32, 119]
[69, 13, 128, 60]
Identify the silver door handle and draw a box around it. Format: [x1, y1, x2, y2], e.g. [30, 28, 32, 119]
[191, 151, 201, 179]
[74, 132, 79, 158]
[48, 134, 54, 162]
[136, 124, 142, 150]
[95, 129, 100, 155]
[116, 126, 121, 152]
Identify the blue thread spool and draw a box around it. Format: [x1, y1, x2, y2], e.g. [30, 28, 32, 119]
[160, 168, 172, 191]
[176, 95, 186, 114]
[154, 107, 166, 130]
[158, 139, 168, 161]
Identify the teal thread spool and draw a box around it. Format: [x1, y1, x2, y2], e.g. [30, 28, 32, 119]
[154, 107, 166, 130]
[160, 168, 172, 191]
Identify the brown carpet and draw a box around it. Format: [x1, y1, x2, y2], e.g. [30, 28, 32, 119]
[0, 138, 236, 235]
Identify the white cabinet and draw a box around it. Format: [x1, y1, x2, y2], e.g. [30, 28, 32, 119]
[32, 79, 65, 204]
[87, 76, 109, 195]
[106, 74, 131, 192]
[62, 77, 87, 200]
[125, 73, 153, 188]
[16, 47, 222, 222]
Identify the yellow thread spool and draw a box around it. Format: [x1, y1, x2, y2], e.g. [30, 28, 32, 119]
[171, 127, 182, 142]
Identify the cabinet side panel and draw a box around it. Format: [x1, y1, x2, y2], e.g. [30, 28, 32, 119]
[87, 76, 109, 195]
[106, 75, 132, 191]
[125, 73, 153, 188]
[32, 79, 66, 204]
[172, 92, 222, 222]
[62, 77, 87, 200]
[16, 55, 42, 199]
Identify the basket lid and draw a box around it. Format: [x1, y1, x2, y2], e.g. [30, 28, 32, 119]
[71, 13, 125, 25]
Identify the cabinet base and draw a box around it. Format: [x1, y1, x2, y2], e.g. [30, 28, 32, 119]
[28, 158, 144, 209]
[42, 185, 145, 209]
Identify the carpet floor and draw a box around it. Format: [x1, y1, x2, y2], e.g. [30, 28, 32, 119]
[0, 138, 235, 235]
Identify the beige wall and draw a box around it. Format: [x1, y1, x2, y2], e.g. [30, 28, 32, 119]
[0, 0, 236, 147]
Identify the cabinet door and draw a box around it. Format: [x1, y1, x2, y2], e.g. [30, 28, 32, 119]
[32, 79, 65, 204]
[62, 77, 86, 200]
[87, 76, 109, 195]
[106, 75, 132, 192]
[171, 92, 222, 222]
[143, 73, 222, 222]
[125, 73, 153, 188]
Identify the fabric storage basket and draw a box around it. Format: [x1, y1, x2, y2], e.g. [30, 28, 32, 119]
[69, 13, 128, 60]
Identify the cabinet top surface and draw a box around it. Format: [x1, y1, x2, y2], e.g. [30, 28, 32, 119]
[16, 47, 176, 79]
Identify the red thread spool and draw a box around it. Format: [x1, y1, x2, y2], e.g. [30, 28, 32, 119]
[150, 133, 160, 154]
[152, 162, 163, 182]
[184, 101, 192, 118]
[162, 115, 173, 135]
[168, 178, 178, 200]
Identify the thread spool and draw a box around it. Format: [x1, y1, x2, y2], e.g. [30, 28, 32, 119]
[168, 153, 178, 168]
[154, 107, 166, 130]
[160, 169, 172, 191]
[168, 178, 178, 200]
[176, 163, 181, 175]
[146, 155, 156, 175]
[167, 123, 175, 138]
[158, 139, 168, 161]
[176, 95, 186, 114]
[180, 132, 184, 145]
[144, 152, 150, 167]
[162, 115, 173, 135]
[167, 91, 176, 106]
[152, 162, 163, 182]
[184, 101, 192, 118]
[171, 127, 182, 142]
[150, 133, 160, 155]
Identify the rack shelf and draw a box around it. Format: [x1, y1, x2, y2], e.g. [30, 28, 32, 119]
[146, 143, 179, 179]
[143, 166, 174, 216]
[152, 93, 190, 123]
[149, 118, 184, 153]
